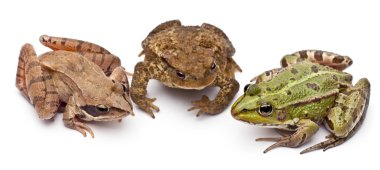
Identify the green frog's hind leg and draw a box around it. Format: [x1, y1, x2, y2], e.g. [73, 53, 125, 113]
[301, 78, 370, 154]
[281, 50, 353, 71]
[39, 35, 121, 75]
[16, 44, 59, 119]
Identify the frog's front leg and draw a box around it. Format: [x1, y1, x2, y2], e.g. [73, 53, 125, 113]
[188, 76, 239, 116]
[256, 119, 319, 153]
[63, 95, 94, 138]
[130, 62, 160, 118]
[39, 35, 122, 75]
[16, 44, 59, 119]
[301, 78, 370, 154]
[281, 50, 352, 71]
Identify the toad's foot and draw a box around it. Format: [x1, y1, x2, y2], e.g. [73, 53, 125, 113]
[136, 97, 160, 118]
[188, 95, 216, 117]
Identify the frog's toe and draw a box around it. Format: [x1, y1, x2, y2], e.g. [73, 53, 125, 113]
[188, 95, 211, 116]
[300, 136, 345, 154]
[73, 121, 94, 138]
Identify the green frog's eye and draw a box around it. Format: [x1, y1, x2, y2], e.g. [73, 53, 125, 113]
[259, 104, 273, 117]
[244, 84, 250, 92]
[96, 104, 109, 113]
[176, 70, 185, 80]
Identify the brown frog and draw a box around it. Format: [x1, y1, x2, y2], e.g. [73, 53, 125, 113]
[16, 35, 133, 137]
[131, 20, 241, 118]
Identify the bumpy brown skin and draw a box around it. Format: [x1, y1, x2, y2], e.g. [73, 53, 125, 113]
[131, 20, 241, 118]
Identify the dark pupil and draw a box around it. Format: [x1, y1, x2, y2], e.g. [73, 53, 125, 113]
[122, 84, 127, 92]
[176, 71, 185, 79]
[260, 105, 272, 114]
[211, 62, 216, 70]
[97, 107, 109, 112]
[244, 84, 250, 92]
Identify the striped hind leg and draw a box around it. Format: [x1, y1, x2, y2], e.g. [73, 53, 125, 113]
[301, 78, 370, 154]
[16, 44, 59, 119]
[281, 50, 353, 71]
[39, 35, 122, 75]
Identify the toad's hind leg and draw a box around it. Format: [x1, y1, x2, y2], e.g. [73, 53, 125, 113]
[16, 44, 59, 119]
[281, 50, 353, 71]
[39, 35, 121, 75]
[301, 78, 370, 154]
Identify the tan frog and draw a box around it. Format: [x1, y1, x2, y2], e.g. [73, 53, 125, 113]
[16, 35, 133, 137]
[131, 20, 241, 118]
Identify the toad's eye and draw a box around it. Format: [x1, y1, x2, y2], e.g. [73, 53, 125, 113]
[176, 70, 185, 80]
[244, 84, 250, 92]
[211, 62, 216, 70]
[96, 104, 109, 113]
[259, 104, 273, 117]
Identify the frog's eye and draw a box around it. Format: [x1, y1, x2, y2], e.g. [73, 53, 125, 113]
[96, 104, 109, 113]
[259, 104, 273, 117]
[244, 84, 250, 92]
[176, 70, 185, 80]
[211, 62, 216, 70]
[121, 83, 128, 93]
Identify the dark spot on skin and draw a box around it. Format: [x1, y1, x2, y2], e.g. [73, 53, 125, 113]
[273, 98, 279, 101]
[277, 111, 287, 121]
[286, 90, 292, 95]
[326, 119, 334, 130]
[314, 50, 323, 61]
[345, 76, 353, 82]
[305, 114, 309, 118]
[281, 58, 288, 67]
[352, 113, 358, 123]
[311, 65, 319, 73]
[52, 41, 56, 44]
[332, 75, 338, 81]
[287, 124, 298, 130]
[290, 68, 298, 74]
[289, 77, 295, 81]
[306, 83, 320, 91]
[265, 71, 271, 76]
[266, 87, 271, 91]
[333, 56, 345, 63]
[299, 51, 308, 59]
[300, 133, 307, 144]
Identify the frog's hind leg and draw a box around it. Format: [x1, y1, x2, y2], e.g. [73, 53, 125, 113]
[16, 44, 59, 119]
[281, 50, 353, 71]
[301, 78, 370, 154]
[39, 35, 121, 75]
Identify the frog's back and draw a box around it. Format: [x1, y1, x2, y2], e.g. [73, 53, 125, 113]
[39, 50, 110, 88]
[259, 61, 352, 119]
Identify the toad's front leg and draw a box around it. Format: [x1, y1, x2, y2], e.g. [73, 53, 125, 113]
[63, 96, 94, 138]
[189, 76, 239, 116]
[130, 62, 161, 118]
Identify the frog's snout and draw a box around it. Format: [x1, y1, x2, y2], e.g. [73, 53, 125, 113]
[231, 96, 244, 117]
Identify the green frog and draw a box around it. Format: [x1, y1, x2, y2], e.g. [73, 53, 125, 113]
[231, 50, 370, 154]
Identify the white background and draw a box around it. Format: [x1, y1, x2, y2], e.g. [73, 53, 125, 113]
[0, 0, 378, 169]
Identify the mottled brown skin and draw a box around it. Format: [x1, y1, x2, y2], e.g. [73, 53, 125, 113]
[16, 35, 133, 137]
[131, 20, 241, 118]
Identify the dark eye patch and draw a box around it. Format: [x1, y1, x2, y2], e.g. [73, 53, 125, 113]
[80, 105, 109, 117]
